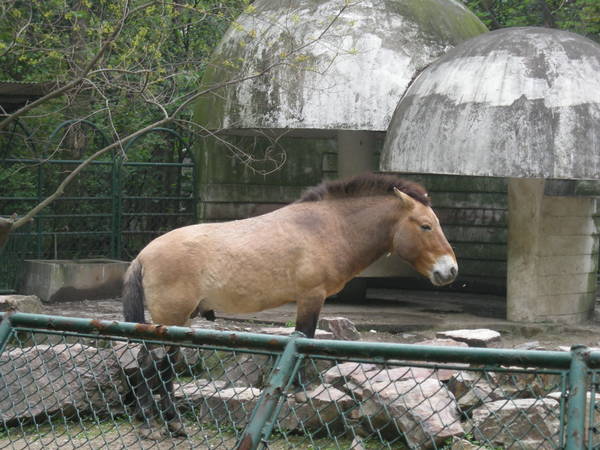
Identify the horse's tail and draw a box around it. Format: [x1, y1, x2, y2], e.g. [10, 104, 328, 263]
[122, 259, 146, 323]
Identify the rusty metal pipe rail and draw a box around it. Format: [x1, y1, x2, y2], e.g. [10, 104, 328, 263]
[0, 311, 591, 368]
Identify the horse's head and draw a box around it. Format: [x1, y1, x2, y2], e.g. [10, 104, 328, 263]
[391, 188, 458, 286]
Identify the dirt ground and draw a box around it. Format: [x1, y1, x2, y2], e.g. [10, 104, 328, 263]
[40, 288, 600, 351]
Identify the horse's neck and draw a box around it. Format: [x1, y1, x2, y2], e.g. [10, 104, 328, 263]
[328, 196, 401, 273]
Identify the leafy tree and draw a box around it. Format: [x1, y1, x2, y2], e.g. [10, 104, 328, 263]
[0, 0, 352, 248]
[464, 0, 600, 42]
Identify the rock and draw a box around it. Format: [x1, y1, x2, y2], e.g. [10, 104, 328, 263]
[350, 437, 367, 450]
[0, 295, 42, 314]
[259, 327, 334, 340]
[514, 341, 542, 350]
[396, 338, 469, 381]
[415, 338, 469, 348]
[447, 371, 502, 412]
[278, 384, 355, 433]
[493, 368, 561, 398]
[175, 383, 261, 428]
[360, 378, 464, 448]
[471, 398, 559, 449]
[0, 344, 127, 423]
[222, 354, 273, 388]
[435, 329, 501, 347]
[347, 366, 436, 390]
[318, 317, 360, 340]
[111, 341, 142, 376]
[322, 362, 379, 389]
[338, 366, 438, 401]
[174, 379, 228, 400]
[450, 437, 480, 450]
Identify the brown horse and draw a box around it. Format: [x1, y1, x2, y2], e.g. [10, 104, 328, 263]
[122, 173, 457, 437]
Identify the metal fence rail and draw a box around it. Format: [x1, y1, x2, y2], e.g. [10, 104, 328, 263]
[0, 312, 597, 449]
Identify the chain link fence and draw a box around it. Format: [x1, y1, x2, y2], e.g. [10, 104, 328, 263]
[0, 312, 594, 449]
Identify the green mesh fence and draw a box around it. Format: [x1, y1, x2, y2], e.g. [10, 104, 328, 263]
[0, 313, 595, 449]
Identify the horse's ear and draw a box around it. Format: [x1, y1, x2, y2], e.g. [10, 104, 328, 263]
[393, 187, 415, 210]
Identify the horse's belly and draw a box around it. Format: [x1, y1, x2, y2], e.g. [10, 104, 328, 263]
[205, 290, 294, 314]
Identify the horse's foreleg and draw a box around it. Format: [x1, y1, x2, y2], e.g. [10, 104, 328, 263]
[294, 295, 325, 339]
[293, 294, 325, 390]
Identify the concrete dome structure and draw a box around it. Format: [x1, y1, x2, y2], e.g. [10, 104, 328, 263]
[382, 27, 600, 324]
[382, 27, 600, 179]
[195, 0, 487, 134]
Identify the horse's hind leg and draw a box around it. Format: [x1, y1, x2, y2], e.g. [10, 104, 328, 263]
[158, 346, 187, 437]
[133, 345, 163, 440]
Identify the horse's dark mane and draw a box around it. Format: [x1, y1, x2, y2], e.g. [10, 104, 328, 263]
[297, 173, 431, 206]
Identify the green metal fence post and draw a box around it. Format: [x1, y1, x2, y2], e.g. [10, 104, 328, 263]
[236, 333, 302, 450]
[112, 155, 123, 259]
[566, 345, 588, 449]
[0, 312, 13, 354]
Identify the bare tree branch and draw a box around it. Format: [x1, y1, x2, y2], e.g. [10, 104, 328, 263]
[0, 1, 155, 131]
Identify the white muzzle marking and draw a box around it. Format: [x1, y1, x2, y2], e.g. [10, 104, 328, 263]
[430, 255, 458, 286]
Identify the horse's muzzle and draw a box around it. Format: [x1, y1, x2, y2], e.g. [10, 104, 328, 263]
[430, 255, 458, 286]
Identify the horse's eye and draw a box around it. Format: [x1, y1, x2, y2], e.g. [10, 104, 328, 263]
[421, 224, 432, 231]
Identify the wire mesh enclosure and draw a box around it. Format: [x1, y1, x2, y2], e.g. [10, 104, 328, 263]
[0, 312, 594, 449]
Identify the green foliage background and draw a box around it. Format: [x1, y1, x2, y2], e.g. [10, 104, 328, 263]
[465, 0, 600, 42]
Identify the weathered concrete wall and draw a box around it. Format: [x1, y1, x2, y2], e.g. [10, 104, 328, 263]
[21, 259, 130, 303]
[507, 179, 598, 323]
[194, 136, 337, 222]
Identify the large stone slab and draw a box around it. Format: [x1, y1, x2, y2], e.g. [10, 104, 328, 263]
[360, 378, 464, 448]
[322, 362, 379, 389]
[471, 398, 560, 448]
[447, 371, 503, 412]
[436, 329, 501, 347]
[222, 354, 273, 388]
[0, 344, 127, 423]
[493, 368, 561, 398]
[279, 384, 355, 434]
[174, 382, 261, 428]
[318, 317, 360, 340]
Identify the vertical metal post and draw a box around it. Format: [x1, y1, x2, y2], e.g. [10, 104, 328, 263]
[236, 334, 302, 450]
[0, 313, 14, 354]
[566, 345, 588, 449]
[35, 162, 43, 258]
[588, 372, 598, 449]
[111, 156, 122, 259]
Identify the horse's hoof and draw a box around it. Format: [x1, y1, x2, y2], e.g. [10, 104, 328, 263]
[167, 420, 187, 437]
